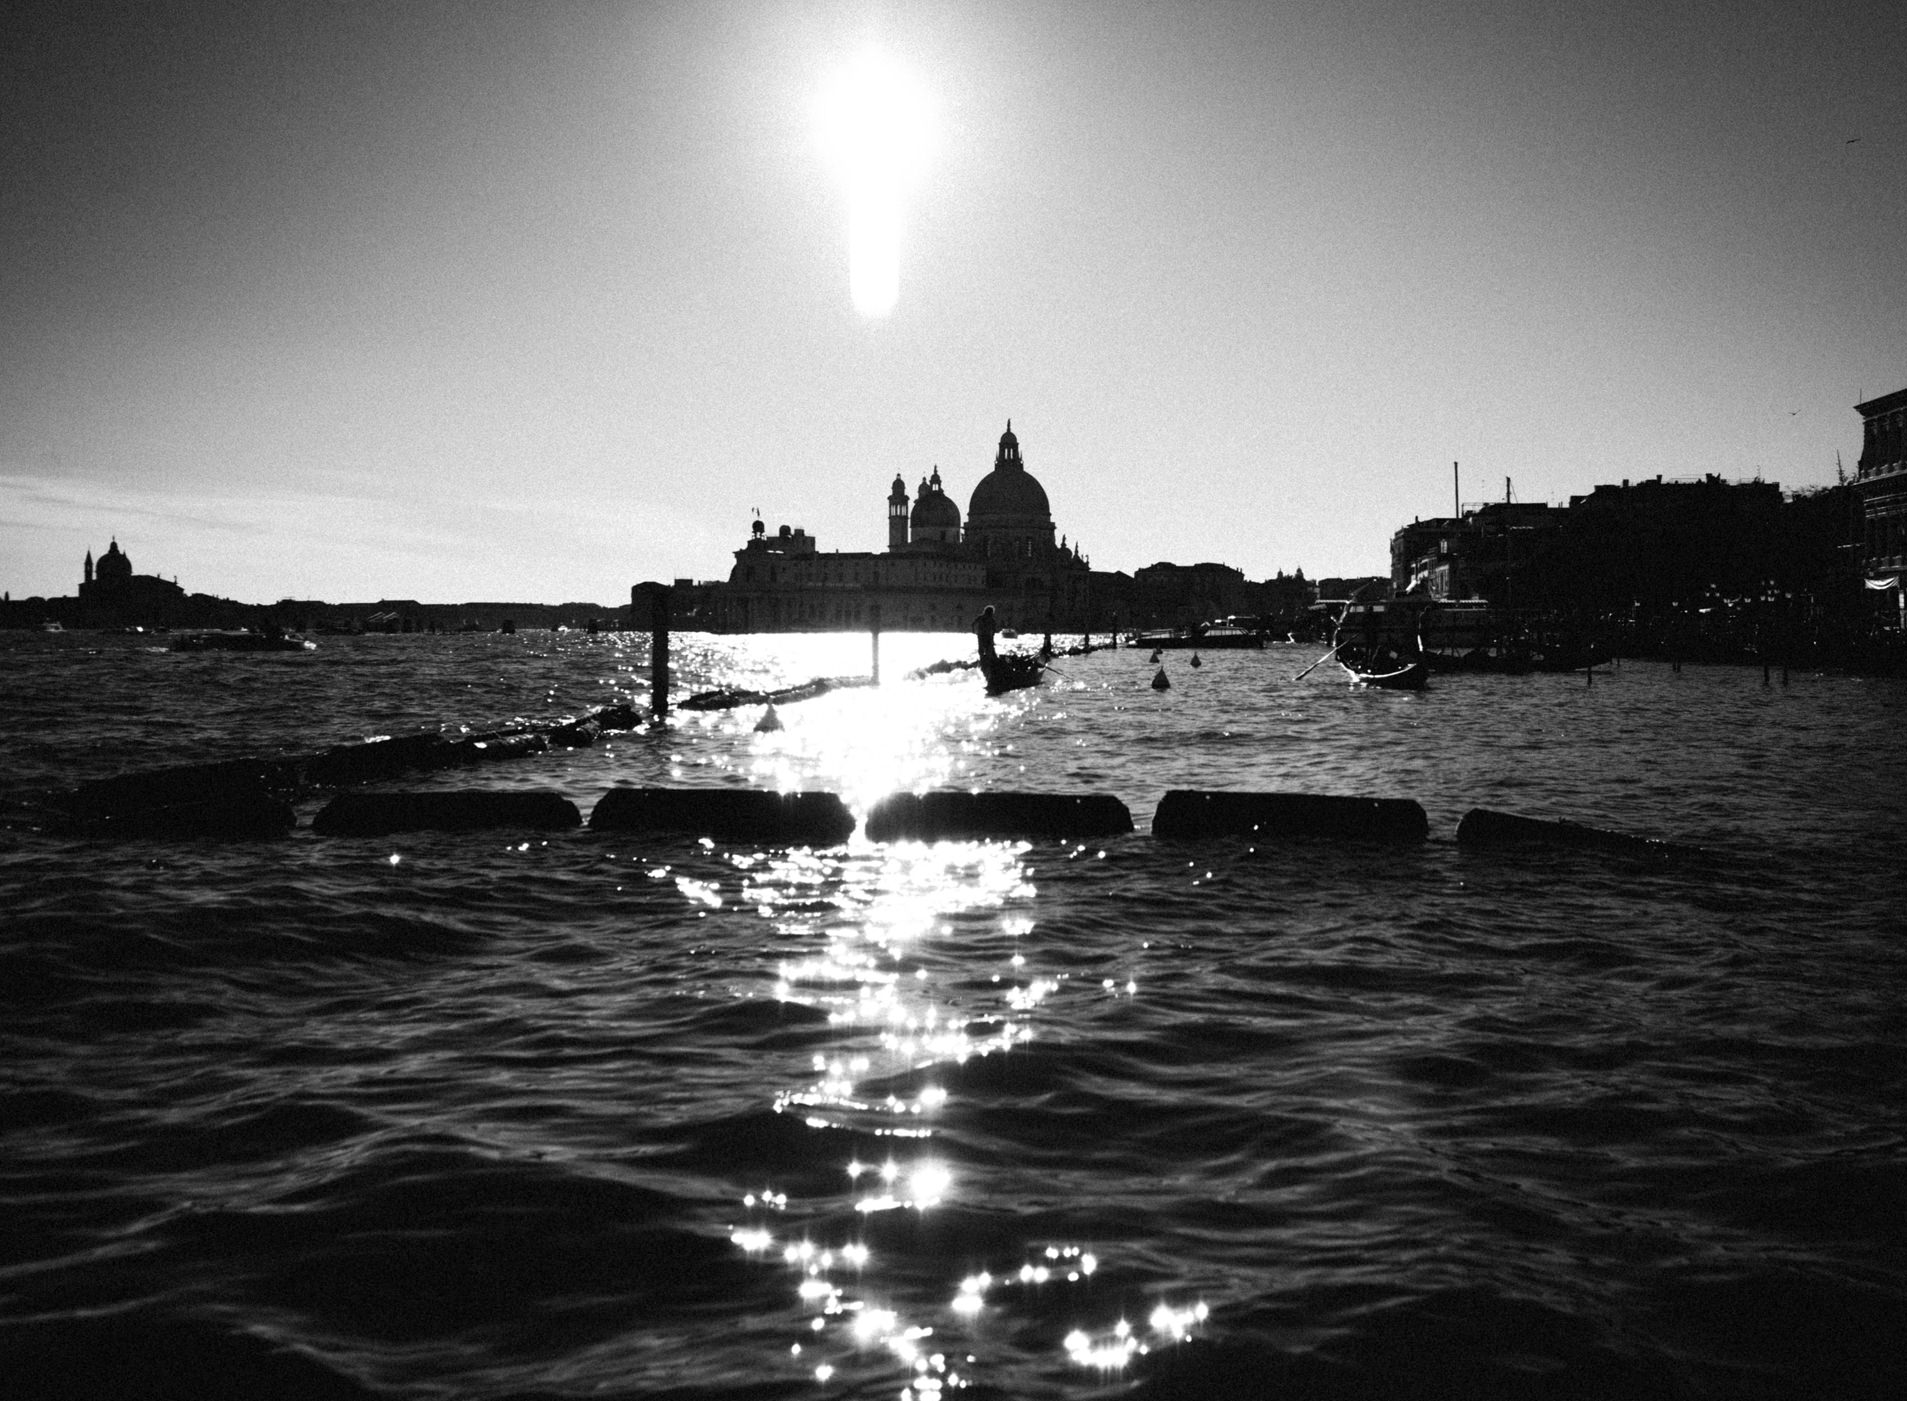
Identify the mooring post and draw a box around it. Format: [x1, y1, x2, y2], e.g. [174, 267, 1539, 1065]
[635, 581, 671, 717]
[870, 604, 882, 685]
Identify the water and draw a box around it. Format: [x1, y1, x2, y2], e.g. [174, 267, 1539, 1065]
[2, 630, 1904, 1399]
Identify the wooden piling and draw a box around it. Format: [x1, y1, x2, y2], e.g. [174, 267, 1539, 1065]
[635, 582, 671, 717]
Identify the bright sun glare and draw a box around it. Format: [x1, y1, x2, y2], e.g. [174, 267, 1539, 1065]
[816, 47, 934, 318]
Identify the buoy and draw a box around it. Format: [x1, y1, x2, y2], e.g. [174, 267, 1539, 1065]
[1148, 648, 1162, 662]
[865, 791, 1133, 841]
[754, 704, 783, 733]
[1151, 667, 1170, 690]
[1152, 790, 1429, 843]
[589, 787, 854, 845]
[1190, 652, 1202, 668]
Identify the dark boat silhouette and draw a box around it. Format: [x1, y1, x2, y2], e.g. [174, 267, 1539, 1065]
[981, 652, 1045, 695]
[1333, 599, 1427, 690]
[170, 629, 315, 653]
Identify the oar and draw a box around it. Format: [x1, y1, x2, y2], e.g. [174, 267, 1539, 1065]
[1293, 641, 1344, 681]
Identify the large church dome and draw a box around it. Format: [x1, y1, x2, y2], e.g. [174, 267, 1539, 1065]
[967, 421, 1051, 525]
[96, 539, 133, 582]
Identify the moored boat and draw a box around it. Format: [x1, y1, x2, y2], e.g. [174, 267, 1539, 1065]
[1129, 620, 1267, 650]
[171, 629, 316, 653]
[1418, 603, 1611, 675]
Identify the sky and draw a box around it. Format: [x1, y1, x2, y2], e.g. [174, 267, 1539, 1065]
[3, 0, 1904, 605]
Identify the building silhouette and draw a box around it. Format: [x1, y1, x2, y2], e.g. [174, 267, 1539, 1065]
[697, 422, 1098, 633]
[74, 539, 186, 621]
[1857, 385, 1907, 626]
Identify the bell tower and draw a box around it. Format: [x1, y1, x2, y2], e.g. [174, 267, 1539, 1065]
[888, 473, 910, 550]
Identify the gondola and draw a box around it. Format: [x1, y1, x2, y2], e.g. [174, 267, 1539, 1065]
[1332, 598, 1428, 690]
[980, 652, 1045, 695]
[1338, 648, 1429, 690]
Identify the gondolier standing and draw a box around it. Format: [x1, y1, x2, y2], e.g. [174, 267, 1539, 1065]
[974, 606, 998, 668]
[972, 606, 1044, 695]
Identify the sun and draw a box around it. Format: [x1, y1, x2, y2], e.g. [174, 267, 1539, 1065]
[815, 47, 935, 317]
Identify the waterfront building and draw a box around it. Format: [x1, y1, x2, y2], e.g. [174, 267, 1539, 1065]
[1856, 386, 1907, 626]
[74, 539, 187, 622]
[1391, 476, 1789, 615]
[698, 422, 1100, 634]
[1385, 471, 1874, 661]
[708, 520, 990, 632]
[1390, 518, 1463, 597]
[1554, 475, 1785, 617]
[1396, 502, 1559, 604]
[1316, 576, 1391, 604]
[1127, 561, 1250, 627]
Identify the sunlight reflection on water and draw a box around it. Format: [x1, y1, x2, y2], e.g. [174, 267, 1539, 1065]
[721, 822, 1212, 1395]
[634, 636, 1267, 1393]
[741, 680, 993, 817]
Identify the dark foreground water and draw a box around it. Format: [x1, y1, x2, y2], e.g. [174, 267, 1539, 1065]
[2, 630, 1904, 1400]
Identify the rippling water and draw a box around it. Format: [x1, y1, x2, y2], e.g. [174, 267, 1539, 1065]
[3, 630, 1904, 1399]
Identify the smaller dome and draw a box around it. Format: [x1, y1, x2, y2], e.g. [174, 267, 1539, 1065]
[912, 492, 960, 530]
[911, 467, 961, 533]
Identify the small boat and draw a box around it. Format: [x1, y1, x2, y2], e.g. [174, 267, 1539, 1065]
[1333, 599, 1428, 690]
[1129, 621, 1266, 651]
[171, 629, 315, 653]
[1188, 623, 1267, 649]
[980, 651, 1045, 695]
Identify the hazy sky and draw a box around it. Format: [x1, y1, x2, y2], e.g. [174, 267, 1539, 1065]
[4, 0, 1903, 604]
